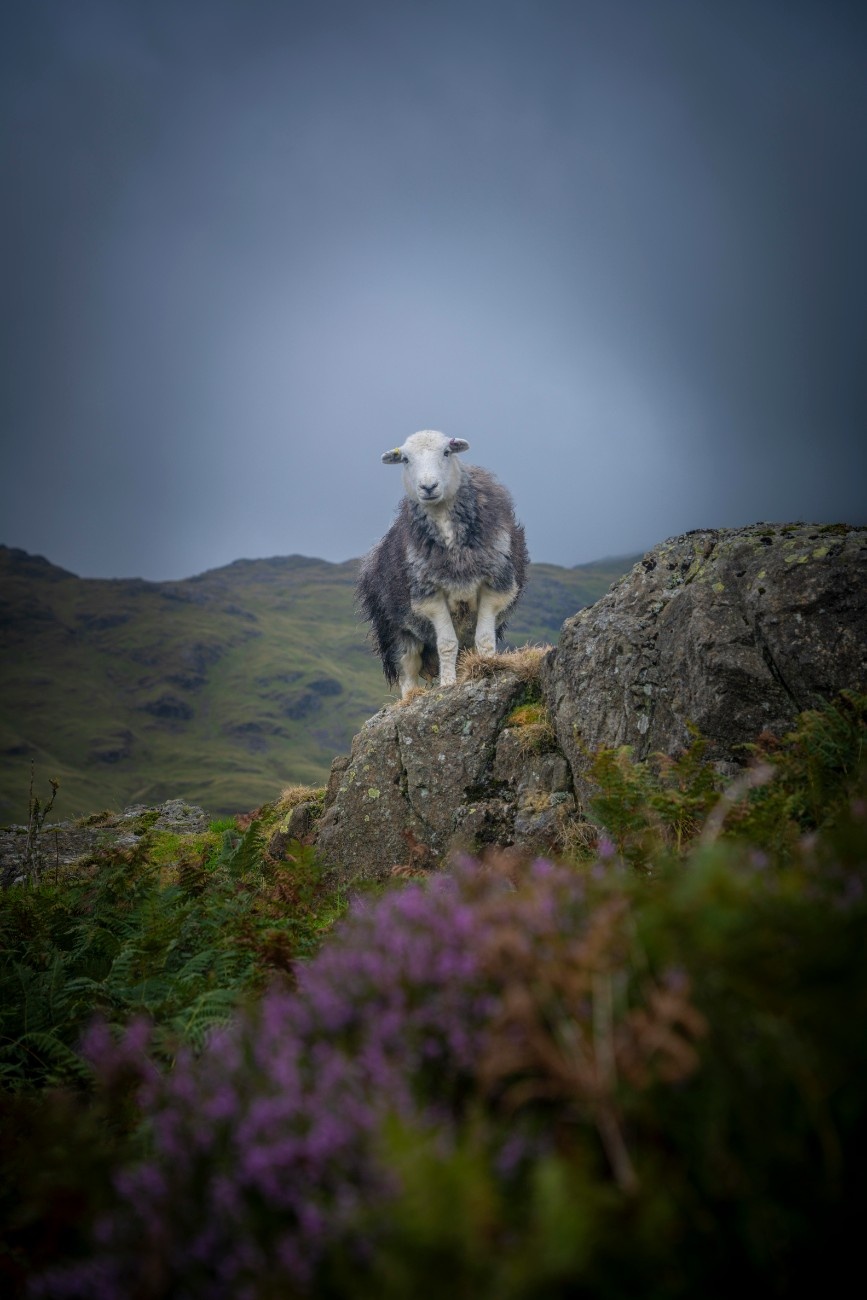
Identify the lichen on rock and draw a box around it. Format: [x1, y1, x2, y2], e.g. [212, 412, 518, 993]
[544, 522, 867, 805]
[317, 665, 569, 878]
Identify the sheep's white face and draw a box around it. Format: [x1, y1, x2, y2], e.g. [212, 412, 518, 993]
[381, 430, 470, 507]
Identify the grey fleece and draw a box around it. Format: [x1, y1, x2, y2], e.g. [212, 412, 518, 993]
[357, 464, 529, 686]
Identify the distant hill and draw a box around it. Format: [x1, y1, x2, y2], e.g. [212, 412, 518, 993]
[0, 546, 639, 819]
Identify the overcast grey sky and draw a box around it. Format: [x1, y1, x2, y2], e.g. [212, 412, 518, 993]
[2, 0, 865, 580]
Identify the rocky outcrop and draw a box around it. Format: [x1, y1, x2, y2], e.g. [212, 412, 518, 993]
[316, 523, 866, 881]
[316, 669, 574, 881]
[0, 799, 209, 887]
[545, 523, 867, 799]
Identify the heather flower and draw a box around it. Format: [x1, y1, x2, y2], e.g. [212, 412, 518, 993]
[36, 857, 699, 1298]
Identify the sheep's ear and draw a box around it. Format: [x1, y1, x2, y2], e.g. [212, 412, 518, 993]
[381, 448, 404, 465]
[448, 438, 470, 454]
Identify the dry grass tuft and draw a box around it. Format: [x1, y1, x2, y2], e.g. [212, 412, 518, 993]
[457, 644, 553, 685]
[391, 685, 428, 708]
[503, 699, 557, 755]
[556, 816, 600, 861]
[513, 721, 558, 756]
[275, 784, 326, 817]
[507, 702, 548, 728]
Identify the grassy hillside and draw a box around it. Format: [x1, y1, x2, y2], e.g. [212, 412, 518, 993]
[0, 546, 638, 820]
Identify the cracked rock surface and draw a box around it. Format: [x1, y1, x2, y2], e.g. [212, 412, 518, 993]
[316, 672, 547, 879]
[544, 522, 867, 801]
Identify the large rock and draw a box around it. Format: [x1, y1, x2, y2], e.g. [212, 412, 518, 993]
[316, 522, 865, 880]
[316, 670, 575, 881]
[544, 523, 867, 800]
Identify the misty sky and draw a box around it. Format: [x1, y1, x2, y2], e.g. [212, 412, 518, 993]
[2, 0, 865, 580]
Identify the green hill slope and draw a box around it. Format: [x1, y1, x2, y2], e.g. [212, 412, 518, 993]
[0, 546, 638, 819]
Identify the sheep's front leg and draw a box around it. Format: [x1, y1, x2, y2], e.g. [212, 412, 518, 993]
[475, 583, 517, 657]
[412, 595, 459, 687]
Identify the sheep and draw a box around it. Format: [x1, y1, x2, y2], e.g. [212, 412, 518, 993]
[357, 430, 529, 697]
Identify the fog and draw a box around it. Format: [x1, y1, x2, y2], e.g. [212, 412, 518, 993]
[2, 0, 865, 578]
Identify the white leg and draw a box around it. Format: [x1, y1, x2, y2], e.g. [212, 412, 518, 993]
[475, 583, 517, 656]
[412, 595, 459, 687]
[398, 642, 423, 698]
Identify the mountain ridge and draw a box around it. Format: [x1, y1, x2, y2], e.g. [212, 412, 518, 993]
[0, 544, 639, 820]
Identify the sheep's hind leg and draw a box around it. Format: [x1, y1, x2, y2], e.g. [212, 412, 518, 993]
[475, 583, 517, 657]
[412, 596, 459, 688]
[398, 639, 424, 698]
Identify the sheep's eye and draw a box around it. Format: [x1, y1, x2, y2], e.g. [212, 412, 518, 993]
[443, 448, 450, 457]
[401, 456, 409, 464]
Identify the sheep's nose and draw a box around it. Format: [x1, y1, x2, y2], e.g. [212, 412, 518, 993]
[420, 481, 438, 495]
